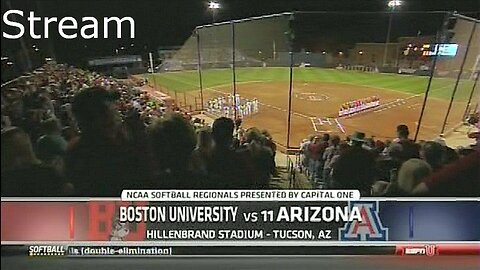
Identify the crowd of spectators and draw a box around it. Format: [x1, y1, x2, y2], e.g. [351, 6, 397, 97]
[299, 120, 480, 197]
[1, 63, 478, 197]
[1, 64, 276, 196]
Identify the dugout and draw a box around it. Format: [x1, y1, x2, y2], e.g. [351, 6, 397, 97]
[148, 11, 479, 150]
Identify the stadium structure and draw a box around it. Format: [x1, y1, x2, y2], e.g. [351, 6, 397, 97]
[143, 11, 479, 150]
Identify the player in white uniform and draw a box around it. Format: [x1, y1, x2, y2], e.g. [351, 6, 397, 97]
[235, 94, 241, 108]
[226, 94, 232, 105]
[223, 106, 228, 117]
[253, 98, 259, 113]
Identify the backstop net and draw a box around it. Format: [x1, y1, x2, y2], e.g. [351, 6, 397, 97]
[151, 11, 479, 149]
[416, 14, 480, 138]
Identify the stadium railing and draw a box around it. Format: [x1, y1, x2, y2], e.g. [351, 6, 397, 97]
[285, 148, 301, 189]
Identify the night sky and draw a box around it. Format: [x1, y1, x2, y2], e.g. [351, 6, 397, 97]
[1, 0, 479, 66]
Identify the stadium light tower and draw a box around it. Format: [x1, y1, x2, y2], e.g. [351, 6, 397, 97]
[383, 0, 402, 66]
[208, 1, 221, 23]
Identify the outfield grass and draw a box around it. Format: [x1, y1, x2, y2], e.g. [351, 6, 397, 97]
[144, 67, 475, 101]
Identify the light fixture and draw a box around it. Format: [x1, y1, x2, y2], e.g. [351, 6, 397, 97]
[387, 0, 402, 8]
[208, 1, 220, 9]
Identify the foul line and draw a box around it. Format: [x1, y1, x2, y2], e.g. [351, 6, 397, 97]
[335, 118, 346, 134]
[310, 118, 319, 132]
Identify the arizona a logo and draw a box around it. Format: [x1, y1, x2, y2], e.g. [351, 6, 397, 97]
[339, 201, 389, 241]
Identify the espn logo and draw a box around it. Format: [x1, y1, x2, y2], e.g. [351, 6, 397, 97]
[403, 245, 436, 256]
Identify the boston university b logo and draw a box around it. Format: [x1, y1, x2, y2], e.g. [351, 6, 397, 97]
[339, 201, 389, 241]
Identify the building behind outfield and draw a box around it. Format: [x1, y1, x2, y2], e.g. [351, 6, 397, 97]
[87, 55, 146, 78]
[436, 18, 480, 79]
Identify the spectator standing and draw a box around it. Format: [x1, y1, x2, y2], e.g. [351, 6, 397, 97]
[208, 117, 254, 188]
[148, 114, 206, 189]
[191, 127, 213, 175]
[244, 128, 275, 187]
[323, 135, 341, 186]
[390, 124, 420, 161]
[332, 134, 376, 195]
[307, 136, 323, 181]
[66, 87, 144, 196]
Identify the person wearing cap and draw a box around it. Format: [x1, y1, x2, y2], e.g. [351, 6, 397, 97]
[350, 131, 364, 146]
[349, 131, 374, 151]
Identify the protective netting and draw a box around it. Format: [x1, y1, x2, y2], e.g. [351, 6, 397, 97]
[416, 16, 480, 139]
[151, 11, 479, 148]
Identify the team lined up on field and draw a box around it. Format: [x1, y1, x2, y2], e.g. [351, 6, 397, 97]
[206, 94, 260, 118]
[338, 96, 380, 117]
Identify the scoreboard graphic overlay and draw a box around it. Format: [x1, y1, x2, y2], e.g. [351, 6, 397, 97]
[1, 190, 479, 257]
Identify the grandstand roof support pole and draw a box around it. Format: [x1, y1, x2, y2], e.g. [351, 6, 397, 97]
[286, 12, 295, 150]
[232, 21, 238, 120]
[414, 57, 438, 141]
[414, 14, 452, 141]
[286, 51, 294, 149]
[462, 71, 479, 121]
[382, 12, 394, 67]
[196, 30, 205, 111]
[440, 21, 477, 135]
